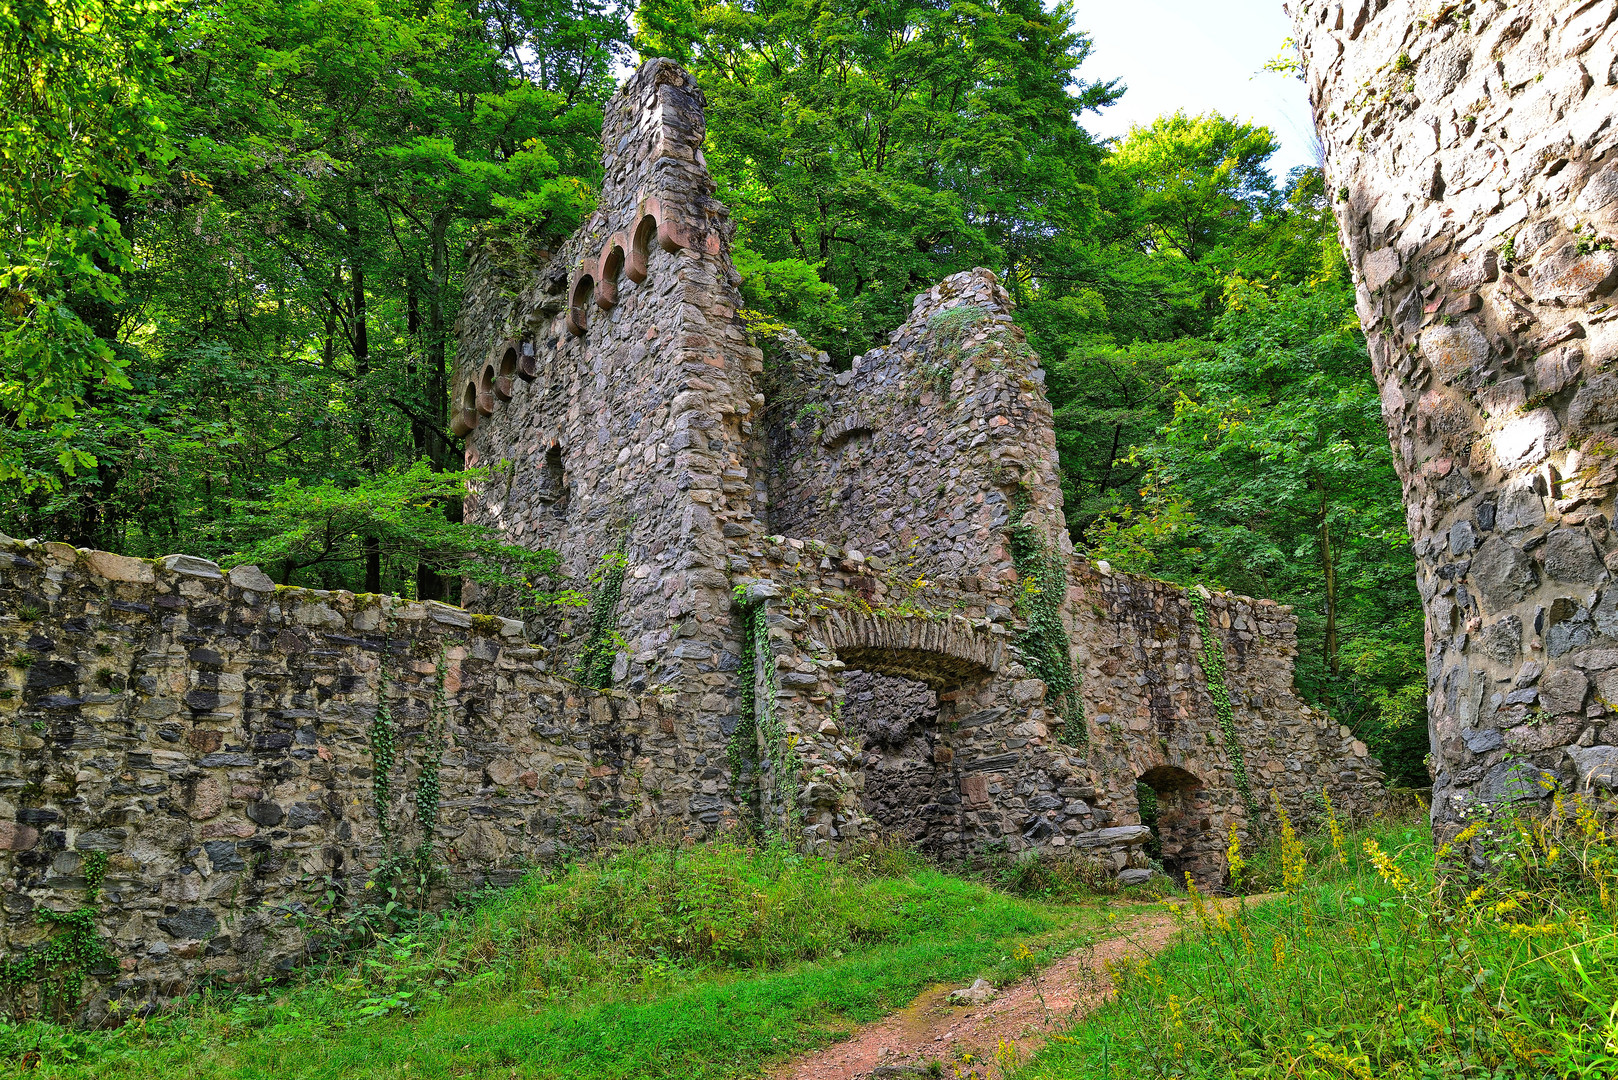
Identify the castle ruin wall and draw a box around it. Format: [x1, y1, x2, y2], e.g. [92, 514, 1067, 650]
[1295, 0, 1618, 839]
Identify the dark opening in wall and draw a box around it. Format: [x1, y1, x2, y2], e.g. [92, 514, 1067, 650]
[1137, 765, 1216, 886]
[537, 443, 568, 517]
[846, 669, 955, 852]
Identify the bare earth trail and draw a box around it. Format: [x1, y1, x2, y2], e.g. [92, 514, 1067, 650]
[772, 896, 1261, 1080]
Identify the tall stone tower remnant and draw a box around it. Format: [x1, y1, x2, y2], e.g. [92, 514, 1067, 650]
[1294, 1, 1618, 838]
[453, 58, 1384, 875]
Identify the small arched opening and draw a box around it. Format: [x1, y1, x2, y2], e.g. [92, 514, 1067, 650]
[1136, 765, 1215, 885]
[474, 367, 496, 416]
[493, 344, 517, 401]
[628, 212, 660, 282]
[596, 236, 627, 308]
[536, 442, 568, 517]
[567, 272, 594, 336]
[452, 380, 480, 436]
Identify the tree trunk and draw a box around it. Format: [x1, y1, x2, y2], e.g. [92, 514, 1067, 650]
[1295, 1, 1618, 841]
[349, 232, 382, 595]
[1319, 485, 1340, 678]
[417, 209, 454, 603]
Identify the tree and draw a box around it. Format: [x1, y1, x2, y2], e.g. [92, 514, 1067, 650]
[1089, 273, 1425, 781]
[637, 0, 1120, 361]
[0, 0, 173, 494]
[1110, 111, 1280, 268]
[1, 0, 631, 602]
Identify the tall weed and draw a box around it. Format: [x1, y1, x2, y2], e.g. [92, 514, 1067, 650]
[1016, 797, 1618, 1079]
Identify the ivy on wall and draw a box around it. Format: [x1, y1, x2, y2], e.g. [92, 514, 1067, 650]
[1189, 588, 1262, 830]
[1007, 493, 1085, 745]
[728, 591, 802, 835]
[577, 544, 629, 690]
[0, 850, 113, 1021]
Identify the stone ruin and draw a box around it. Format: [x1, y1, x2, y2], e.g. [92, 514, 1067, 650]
[1294, 0, 1618, 843]
[0, 58, 1382, 1015]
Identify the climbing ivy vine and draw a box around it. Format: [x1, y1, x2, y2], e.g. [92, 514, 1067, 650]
[0, 850, 113, 1021]
[728, 589, 802, 833]
[1007, 493, 1084, 745]
[577, 543, 630, 690]
[1189, 589, 1262, 830]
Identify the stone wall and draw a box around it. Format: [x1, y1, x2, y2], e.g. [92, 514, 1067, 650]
[0, 537, 710, 1019]
[1294, 0, 1618, 840]
[453, 60, 763, 820]
[764, 268, 1071, 584]
[1071, 562, 1386, 881]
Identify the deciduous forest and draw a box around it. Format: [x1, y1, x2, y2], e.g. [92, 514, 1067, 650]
[1, 1, 1422, 769]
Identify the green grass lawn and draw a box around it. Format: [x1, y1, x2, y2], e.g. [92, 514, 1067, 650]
[2, 842, 1129, 1079]
[1011, 802, 1618, 1080]
[13, 803, 1616, 1080]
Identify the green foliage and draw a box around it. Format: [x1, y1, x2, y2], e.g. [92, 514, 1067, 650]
[1007, 495, 1082, 741]
[729, 593, 799, 828]
[0, 850, 114, 1022]
[1091, 276, 1425, 782]
[1, 0, 629, 601]
[217, 460, 568, 605]
[576, 545, 629, 690]
[640, 0, 1120, 361]
[1013, 804, 1618, 1079]
[0, 843, 1108, 1078]
[0, 0, 171, 492]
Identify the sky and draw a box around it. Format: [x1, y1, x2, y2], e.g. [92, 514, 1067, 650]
[1072, 0, 1321, 178]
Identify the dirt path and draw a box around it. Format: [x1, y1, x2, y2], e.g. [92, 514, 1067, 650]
[771, 898, 1242, 1080]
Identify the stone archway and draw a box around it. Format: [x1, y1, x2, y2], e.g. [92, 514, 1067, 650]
[1136, 765, 1218, 886]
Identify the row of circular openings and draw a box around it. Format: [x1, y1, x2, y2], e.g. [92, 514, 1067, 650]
[451, 337, 537, 436]
[455, 204, 683, 437]
[567, 209, 677, 336]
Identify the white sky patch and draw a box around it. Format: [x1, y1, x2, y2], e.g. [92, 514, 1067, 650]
[1072, 0, 1320, 177]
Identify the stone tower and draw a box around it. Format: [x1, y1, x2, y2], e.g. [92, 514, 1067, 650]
[1294, 1, 1618, 839]
[453, 60, 766, 830]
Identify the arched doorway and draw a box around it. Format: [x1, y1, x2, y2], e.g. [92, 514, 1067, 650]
[844, 670, 952, 851]
[1137, 765, 1218, 886]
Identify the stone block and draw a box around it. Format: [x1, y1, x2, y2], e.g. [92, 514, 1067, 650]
[160, 554, 223, 579]
[228, 564, 278, 592]
[82, 549, 155, 584]
[1421, 321, 1491, 383]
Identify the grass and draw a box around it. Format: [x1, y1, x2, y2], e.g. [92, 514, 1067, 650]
[1012, 796, 1618, 1080]
[2, 839, 1131, 1079]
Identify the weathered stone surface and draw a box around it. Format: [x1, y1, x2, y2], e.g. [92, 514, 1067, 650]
[1542, 528, 1604, 583]
[157, 909, 219, 940]
[1530, 246, 1618, 304]
[1569, 744, 1618, 791]
[228, 564, 277, 591]
[0, 822, 38, 851]
[1535, 346, 1584, 395]
[81, 549, 154, 583]
[159, 554, 222, 579]
[1538, 666, 1590, 714]
[1297, 0, 1618, 843]
[1421, 321, 1491, 383]
[1470, 536, 1537, 607]
[1362, 247, 1402, 291]
[1479, 615, 1524, 662]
